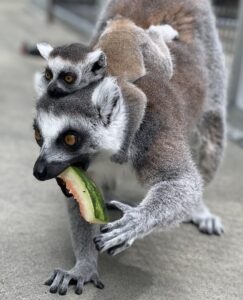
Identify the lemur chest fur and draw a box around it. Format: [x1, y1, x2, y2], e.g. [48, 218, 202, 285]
[88, 153, 147, 203]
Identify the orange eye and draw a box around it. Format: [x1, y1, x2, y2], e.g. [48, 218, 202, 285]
[64, 134, 77, 146]
[45, 69, 53, 81]
[64, 75, 74, 84]
[35, 129, 42, 143]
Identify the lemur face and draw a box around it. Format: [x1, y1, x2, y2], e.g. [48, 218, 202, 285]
[33, 77, 126, 181]
[35, 43, 107, 98]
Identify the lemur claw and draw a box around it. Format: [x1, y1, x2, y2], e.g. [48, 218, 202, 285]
[94, 201, 148, 255]
[45, 266, 104, 295]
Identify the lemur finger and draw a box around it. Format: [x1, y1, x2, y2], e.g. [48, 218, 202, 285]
[108, 237, 135, 256]
[95, 221, 135, 246]
[75, 278, 84, 295]
[99, 232, 133, 253]
[94, 228, 124, 250]
[107, 241, 126, 255]
[108, 243, 132, 256]
[100, 216, 128, 233]
[91, 274, 105, 289]
[206, 219, 213, 235]
[58, 274, 71, 295]
[49, 271, 64, 293]
[214, 218, 224, 235]
[109, 200, 132, 212]
[100, 235, 126, 253]
[44, 271, 57, 286]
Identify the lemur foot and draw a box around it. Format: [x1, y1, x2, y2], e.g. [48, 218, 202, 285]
[147, 24, 179, 43]
[45, 263, 104, 295]
[190, 205, 224, 236]
[94, 201, 151, 255]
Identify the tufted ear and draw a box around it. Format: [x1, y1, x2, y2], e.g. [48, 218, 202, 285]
[92, 77, 123, 125]
[87, 49, 107, 77]
[37, 42, 53, 60]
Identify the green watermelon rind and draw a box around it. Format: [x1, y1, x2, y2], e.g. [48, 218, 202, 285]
[58, 166, 108, 224]
[72, 167, 108, 222]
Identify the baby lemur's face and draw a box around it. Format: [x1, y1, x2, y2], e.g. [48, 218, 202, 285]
[35, 43, 107, 98]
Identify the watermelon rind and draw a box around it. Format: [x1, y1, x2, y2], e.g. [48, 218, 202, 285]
[58, 167, 108, 224]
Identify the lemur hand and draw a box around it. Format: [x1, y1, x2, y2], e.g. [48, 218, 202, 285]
[94, 201, 154, 255]
[45, 261, 104, 295]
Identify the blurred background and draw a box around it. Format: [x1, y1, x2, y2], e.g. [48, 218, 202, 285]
[0, 1, 242, 299]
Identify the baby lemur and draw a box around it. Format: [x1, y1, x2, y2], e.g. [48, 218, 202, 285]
[35, 22, 178, 163]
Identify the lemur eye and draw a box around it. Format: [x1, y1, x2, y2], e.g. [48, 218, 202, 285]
[45, 69, 53, 81]
[64, 75, 75, 84]
[64, 134, 77, 146]
[35, 129, 42, 145]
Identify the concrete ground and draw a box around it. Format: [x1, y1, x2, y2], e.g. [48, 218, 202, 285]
[0, 1, 243, 299]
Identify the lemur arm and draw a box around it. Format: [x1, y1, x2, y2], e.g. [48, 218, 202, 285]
[141, 24, 178, 81]
[94, 135, 202, 255]
[111, 81, 147, 164]
[45, 198, 103, 295]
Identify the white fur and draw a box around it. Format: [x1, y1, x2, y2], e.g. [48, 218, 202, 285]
[88, 152, 147, 203]
[86, 48, 103, 63]
[37, 42, 54, 60]
[147, 24, 178, 43]
[37, 111, 69, 146]
[34, 72, 46, 98]
[48, 57, 75, 77]
[92, 77, 127, 153]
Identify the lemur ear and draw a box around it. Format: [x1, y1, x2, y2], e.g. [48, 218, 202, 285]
[87, 49, 107, 76]
[37, 42, 53, 60]
[92, 77, 123, 125]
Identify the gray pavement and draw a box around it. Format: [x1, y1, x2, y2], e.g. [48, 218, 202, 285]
[0, 1, 243, 299]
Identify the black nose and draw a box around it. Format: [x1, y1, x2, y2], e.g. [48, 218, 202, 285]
[47, 86, 67, 98]
[33, 158, 47, 181]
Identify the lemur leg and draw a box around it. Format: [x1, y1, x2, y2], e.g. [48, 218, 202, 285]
[196, 111, 226, 185]
[94, 162, 202, 255]
[45, 198, 103, 295]
[188, 111, 225, 235]
[142, 25, 178, 80]
[111, 81, 147, 164]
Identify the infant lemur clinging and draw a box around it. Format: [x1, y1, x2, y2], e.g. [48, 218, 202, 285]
[35, 21, 178, 164]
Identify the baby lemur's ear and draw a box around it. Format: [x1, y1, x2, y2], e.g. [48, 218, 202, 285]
[37, 42, 54, 60]
[87, 49, 107, 77]
[92, 77, 123, 125]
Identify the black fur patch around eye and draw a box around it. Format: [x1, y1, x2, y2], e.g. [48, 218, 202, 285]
[56, 129, 88, 152]
[59, 71, 77, 83]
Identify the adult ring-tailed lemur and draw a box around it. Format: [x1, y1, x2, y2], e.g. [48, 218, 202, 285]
[33, 0, 226, 296]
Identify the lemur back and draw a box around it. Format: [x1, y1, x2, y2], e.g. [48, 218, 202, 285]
[95, 0, 226, 185]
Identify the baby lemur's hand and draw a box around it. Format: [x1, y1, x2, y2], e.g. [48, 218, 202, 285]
[94, 201, 154, 256]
